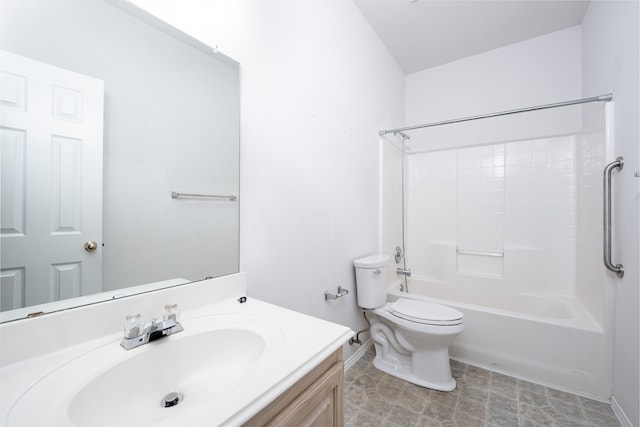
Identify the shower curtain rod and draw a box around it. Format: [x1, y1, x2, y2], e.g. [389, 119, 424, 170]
[378, 93, 613, 136]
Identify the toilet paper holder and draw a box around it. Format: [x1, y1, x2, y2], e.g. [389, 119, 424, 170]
[325, 286, 349, 301]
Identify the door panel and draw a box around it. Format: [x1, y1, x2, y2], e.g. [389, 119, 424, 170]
[0, 268, 24, 311]
[0, 127, 26, 236]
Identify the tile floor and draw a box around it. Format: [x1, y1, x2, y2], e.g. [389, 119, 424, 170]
[344, 347, 621, 427]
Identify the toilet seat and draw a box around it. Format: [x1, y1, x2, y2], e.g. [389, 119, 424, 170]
[388, 298, 463, 326]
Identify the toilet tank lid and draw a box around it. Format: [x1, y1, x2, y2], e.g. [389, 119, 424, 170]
[353, 254, 390, 268]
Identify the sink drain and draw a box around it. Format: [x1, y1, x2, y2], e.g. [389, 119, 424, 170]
[162, 392, 183, 408]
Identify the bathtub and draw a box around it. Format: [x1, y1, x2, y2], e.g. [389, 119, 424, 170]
[387, 279, 613, 400]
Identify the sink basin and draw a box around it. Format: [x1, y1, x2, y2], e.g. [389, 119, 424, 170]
[6, 314, 283, 427]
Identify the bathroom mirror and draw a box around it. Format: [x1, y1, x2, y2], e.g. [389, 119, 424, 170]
[0, 0, 240, 322]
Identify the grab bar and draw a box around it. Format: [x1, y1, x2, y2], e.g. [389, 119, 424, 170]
[603, 157, 624, 278]
[456, 248, 504, 257]
[171, 191, 237, 201]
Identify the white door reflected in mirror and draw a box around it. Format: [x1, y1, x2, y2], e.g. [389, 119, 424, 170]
[1, 50, 104, 311]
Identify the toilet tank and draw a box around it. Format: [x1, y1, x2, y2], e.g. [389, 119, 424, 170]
[353, 254, 390, 309]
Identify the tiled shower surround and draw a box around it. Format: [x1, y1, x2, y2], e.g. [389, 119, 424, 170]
[403, 128, 606, 326]
[407, 135, 577, 290]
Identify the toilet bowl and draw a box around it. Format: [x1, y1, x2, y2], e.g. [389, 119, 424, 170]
[354, 255, 463, 391]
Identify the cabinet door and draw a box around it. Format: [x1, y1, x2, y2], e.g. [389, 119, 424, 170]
[266, 362, 344, 427]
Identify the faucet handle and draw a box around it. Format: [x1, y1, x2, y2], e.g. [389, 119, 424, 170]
[123, 313, 142, 339]
[163, 304, 179, 322]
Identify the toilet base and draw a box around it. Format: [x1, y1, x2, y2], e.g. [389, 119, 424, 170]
[372, 354, 457, 392]
[368, 309, 461, 392]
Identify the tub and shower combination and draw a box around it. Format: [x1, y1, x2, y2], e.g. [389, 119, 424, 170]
[379, 97, 619, 400]
[387, 276, 608, 399]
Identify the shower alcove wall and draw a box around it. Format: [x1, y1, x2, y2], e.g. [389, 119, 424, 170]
[379, 101, 616, 400]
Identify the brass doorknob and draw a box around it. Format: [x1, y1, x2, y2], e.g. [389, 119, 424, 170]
[84, 241, 98, 252]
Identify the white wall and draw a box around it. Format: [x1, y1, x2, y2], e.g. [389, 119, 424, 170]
[130, 0, 406, 360]
[405, 26, 583, 152]
[582, 1, 640, 425]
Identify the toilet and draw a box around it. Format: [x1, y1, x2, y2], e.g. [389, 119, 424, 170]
[353, 254, 464, 391]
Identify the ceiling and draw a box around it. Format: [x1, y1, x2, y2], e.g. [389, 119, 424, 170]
[354, 0, 590, 74]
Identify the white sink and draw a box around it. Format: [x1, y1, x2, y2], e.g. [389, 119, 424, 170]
[6, 314, 283, 427]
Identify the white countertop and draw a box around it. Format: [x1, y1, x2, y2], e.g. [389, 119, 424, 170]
[0, 274, 353, 427]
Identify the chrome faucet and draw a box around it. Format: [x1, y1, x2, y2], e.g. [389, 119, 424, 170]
[120, 307, 184, 350]
[396, 267, 411, 277]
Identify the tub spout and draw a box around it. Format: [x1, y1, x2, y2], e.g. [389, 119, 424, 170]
[396, 267, 411, 277]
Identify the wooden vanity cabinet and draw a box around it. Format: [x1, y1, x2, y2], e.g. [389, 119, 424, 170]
[243, 348, 344, 427]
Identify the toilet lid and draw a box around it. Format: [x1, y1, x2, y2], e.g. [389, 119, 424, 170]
[389, 298, 463, 326]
